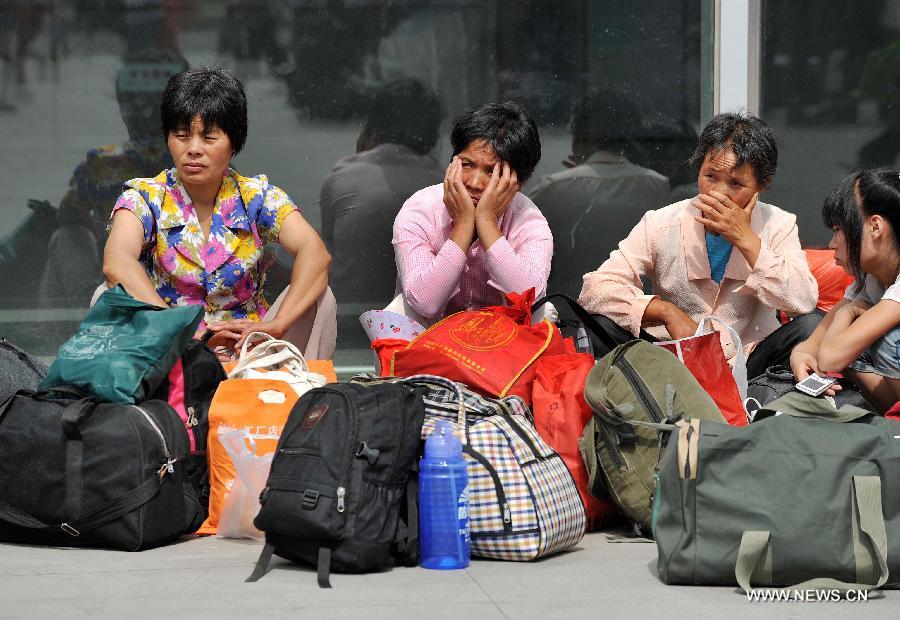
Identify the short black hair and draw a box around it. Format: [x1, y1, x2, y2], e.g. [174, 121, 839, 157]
[450, 101, 541, 183]
[161, 66, 248, 153]
[689, 112, 777, 188]
[822, 172, 864, 283]
[360, 79, 442, 155]
[570, 88, 641, 152]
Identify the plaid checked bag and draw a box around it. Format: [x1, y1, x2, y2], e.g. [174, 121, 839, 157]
[352, 374, 586, 560]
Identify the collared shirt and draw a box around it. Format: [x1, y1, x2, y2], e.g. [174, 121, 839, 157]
[110, 167, 298, 328]
[320, 144, 443, 304]
[578, 198, 818, 359]
[392, 183, 553, 322]
[529, 151, 670, 298]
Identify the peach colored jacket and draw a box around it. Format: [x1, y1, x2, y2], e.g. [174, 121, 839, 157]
[578, 199, 818, 359]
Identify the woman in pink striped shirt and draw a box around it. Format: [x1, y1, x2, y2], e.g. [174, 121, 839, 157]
[392, 101, 553, 323]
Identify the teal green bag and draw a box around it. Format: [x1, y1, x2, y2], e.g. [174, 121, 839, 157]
[654, 392, 900, 591]
[40, 285, 203, 403]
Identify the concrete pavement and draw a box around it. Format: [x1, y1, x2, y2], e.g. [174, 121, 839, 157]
[0, 531, 894, 618]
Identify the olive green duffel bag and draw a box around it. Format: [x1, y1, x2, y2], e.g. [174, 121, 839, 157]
[654, 392, 900, 591]
[580, 339, 725, 535]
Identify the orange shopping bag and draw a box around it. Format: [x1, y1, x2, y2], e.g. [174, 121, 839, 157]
[197, 378, 300, 535]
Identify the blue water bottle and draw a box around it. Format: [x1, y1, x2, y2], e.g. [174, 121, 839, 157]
[419, 420, 470, 569]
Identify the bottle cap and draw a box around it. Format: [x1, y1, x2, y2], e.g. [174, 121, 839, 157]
[424, 419, 462, 461]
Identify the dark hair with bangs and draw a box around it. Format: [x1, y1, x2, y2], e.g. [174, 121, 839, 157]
[689, 112, 777, 188]
[822, 172, 864, 283]
[450, 101, 541, 183]
[161, 66, 248, 154]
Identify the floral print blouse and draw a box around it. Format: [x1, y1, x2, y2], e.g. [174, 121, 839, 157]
[110, 167, 298, 329]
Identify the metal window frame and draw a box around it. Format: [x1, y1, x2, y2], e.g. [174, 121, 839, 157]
[714, 0, 761, 116]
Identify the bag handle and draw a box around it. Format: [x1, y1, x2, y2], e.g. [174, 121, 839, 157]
[229, 332, 313, 380]
[734, 476, 889, 592]
[402, 374, 468, 441]
[694, 316, 747, 400]
[764, 365, 795, 382]
[532, 293, 619, 352]
[33, 385, 90, 400]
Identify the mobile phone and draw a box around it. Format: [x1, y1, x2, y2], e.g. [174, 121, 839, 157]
[795, 373, 836, 397]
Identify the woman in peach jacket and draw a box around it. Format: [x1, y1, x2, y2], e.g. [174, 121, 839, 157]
[578, 113, 819, 379]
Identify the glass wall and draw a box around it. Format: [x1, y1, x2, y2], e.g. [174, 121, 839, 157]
[760, 0, 900, 247]
[0, 0, 708, 371]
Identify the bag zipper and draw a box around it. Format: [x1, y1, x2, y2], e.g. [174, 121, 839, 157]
[463, 445, 513, 531]
[317, 387, 358, 514]
[132, 405, 175, 474]
[496, 400, 542, 459]
[614, 353, 665, 424]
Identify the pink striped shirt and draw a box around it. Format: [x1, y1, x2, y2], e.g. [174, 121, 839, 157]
[392, 183, 553, 321]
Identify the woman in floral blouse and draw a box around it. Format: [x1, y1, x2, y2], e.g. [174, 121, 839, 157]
[103, 66, 333, 358]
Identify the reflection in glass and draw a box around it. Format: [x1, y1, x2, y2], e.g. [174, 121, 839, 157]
[0, 1, 705, 368]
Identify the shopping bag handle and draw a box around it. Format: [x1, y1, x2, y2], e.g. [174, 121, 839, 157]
[229, 332, 315, 381]
[734, 476, 889, 592]
[694, 316, 747, 400]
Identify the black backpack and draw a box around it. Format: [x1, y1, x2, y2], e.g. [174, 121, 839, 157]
[0, 387, 204, 550]
[248, 382, 427, 587]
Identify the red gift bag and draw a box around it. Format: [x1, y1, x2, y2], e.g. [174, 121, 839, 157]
[391, 289, 572, 403]
[656, 317, 749, 426]
[532, 352, 618, 530]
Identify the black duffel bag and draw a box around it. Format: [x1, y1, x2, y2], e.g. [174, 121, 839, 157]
[0, 388, 204, 550]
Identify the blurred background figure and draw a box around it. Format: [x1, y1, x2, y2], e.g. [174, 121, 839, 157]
[38, 47, 188, 307]
[856, 35, 900, 168]
[529, 87, 669, 298]
[318, 78, 442, 343]
[636, 112, 699, 203]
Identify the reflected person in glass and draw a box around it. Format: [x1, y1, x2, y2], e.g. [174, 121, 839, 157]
[578, 112, 820, 379]
[102, 66, 335, 359]
[320, 79, 443, 307]
[530, 88, 669, 299]
[39, 48, 188, 308]
[391, 101, 552, 324]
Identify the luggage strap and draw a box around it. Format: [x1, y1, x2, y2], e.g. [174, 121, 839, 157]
[735, 476, 893, 592]
[0, 467, 166, 538]
[316, 546, 333, 588]
[0, 394, 168, 538]
[245, 543, 274, 583]
[531, 293, 618, 352]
